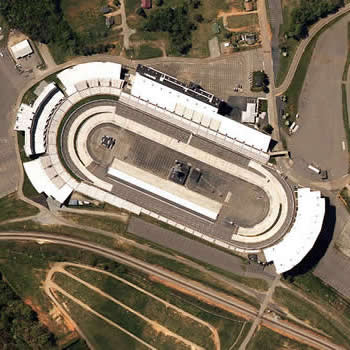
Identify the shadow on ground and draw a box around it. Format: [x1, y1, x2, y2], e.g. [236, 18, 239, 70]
[283, 197, 336, 278]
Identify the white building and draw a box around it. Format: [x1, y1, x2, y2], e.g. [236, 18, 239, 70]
[10, 40, 33, 59]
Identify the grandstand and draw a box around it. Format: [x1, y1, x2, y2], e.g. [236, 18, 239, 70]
[14, 62, 326, 274]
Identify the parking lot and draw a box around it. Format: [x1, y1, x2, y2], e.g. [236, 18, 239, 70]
[149, 49, 265, 100]
[287, 14, 350, 180]
[0, 48, 31, 197]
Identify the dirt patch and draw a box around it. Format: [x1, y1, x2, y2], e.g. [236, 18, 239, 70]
[226, 25, 259, 32]
[7, 31, 28, 49]
[24, 297, 76, 337]
[149, 275, 252, 321]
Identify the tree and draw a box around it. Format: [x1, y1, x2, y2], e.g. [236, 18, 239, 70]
[155, 0, 163, 6]
[194, 14, 203, 23]
[136, 7, 147, 18]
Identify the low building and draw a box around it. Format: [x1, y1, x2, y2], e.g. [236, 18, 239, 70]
[141, 0, 152, 9]
[244, 0, 254, 11]
[244, 33, 257, 45]
[10, 40, 33, 60]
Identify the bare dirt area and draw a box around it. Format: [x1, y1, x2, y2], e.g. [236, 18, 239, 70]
[24, 297, 78, 345]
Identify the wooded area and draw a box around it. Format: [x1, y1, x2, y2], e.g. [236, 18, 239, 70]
[288, 0, 344, 39]
[0, 273, 56, 349]
[142, 3, 196, 55]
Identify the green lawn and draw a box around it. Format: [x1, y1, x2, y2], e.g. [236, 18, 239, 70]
[274, 287, 350, 347]
[63, 265, 252, 349]
[0, 194, 39, 222]
[135, 44, 163, 59]
[54, 272, 192, 349]
[59, 268, 216, 349]
[283, 272, 350, 327]
[57, 296, 148, 350]
[247, 326, 315, 350]
[227, 13, 258, 29]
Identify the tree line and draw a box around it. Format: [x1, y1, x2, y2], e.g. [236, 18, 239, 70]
[0, 0, 113, 58]
[288, 0, 344, 39]
[0, 273, 56, 349]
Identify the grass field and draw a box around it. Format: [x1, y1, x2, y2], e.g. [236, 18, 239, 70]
[342, 83, 350, 150]
[0, 194, 39, 222]
[135, 44, 163, 59]
[63, 264, 252, 349]
[58, 295, 149, 350]
[227, 13, 259, 29]
[342, 22, 350, 81]
[283, 272, 350, 329]
[61, 212, 127, 235]
[0, 219, 118, 248]
[17, 132, 41, 199]
[54, 272, 197, 349]
[247, 326, 315, 350]
[56, 268, 216, 349]
[273, 287, 350, 347]
[60, 212, 267, 300]
[275, 0, 299, 87]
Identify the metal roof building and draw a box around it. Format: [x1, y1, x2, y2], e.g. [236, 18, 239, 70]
[10, 40, 33, 59]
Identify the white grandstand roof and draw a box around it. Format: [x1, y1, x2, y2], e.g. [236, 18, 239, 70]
[57, 62, 122, 96]
[10, 40, 33, 59]
[34, 90, 64, 154]
[32, 83, 57, 112]
[23, 158, 72, 203]
[264, 188, 325, 274]
[131, 73, 271, 152]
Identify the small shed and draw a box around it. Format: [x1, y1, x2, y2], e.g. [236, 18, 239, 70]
[244, 0, 254, 12]
[141, 0, 152, 9]
[244, 33, 257, 45]
[10, 40, 33, 60]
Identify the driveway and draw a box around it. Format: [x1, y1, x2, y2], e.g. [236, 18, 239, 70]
[287, 14, 350, 181]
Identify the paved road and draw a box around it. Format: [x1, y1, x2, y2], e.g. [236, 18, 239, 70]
[128, 217, 275, 281]
[275, 3, 350, 94]
[0, 232, 342, 350]
[266, 0, 283, 80]
[257, 0, 281, 143]
[0, 48, 30, 197]
[286, 14, 350, 181]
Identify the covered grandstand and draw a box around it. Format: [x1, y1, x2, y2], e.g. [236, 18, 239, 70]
[14, 62, 326, 274]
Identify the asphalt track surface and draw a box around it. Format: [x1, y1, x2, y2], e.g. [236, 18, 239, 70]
[0, 232, 340, 350]
[59, 99, 296, 250]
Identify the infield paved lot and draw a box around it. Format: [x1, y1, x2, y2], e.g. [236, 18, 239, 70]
[0, 49, 30, 197]
[287, 15, 350, 180]
[128, 216, 276, 281]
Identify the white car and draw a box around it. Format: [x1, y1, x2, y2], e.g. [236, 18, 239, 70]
[0, 52, 3, 57]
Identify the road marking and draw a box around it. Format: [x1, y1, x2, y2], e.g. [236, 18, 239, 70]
[342, 141, 346, 151]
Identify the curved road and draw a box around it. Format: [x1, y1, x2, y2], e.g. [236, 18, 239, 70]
[0, 232, 342, 350]
[275, 3, 350, 95]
